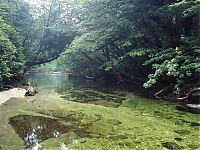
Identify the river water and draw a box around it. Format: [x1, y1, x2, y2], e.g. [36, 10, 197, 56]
[0, 73, 199, 150]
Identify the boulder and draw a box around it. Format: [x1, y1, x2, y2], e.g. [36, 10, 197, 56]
[25, 86, 38, 96]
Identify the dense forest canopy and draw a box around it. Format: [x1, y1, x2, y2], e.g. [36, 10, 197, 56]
[0, 0, 199, 95]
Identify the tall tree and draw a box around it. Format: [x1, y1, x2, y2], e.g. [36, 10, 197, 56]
[0, 17, 25, 87]
[23, 0, 81, 67]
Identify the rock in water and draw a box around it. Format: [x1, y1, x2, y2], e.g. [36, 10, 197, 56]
[176, 104, 188, 112]
[25, 86, 38, 96]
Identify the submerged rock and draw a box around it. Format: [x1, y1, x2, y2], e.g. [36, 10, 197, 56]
[174, 129, 191, 135]
[161, 141, 181, 150]
[190, 122, 200, 127]
[9, 115, 92, 149]
[174, 137, 183, 142]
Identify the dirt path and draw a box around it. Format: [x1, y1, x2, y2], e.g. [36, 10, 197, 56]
[0, 88, 26, 105]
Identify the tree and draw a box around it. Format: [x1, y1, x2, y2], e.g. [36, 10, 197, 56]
[60, 0, 200, 92]
[22, 0, 81, 67]
[0, 17, 25, 87]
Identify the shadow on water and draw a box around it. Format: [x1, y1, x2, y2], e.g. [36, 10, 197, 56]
[9, 115, 91, 149]
[59, 88, 126, 107]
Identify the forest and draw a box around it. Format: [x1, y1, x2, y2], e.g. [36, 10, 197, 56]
[0, 0, 200, 149]
[0, 0, 199, 99]
[0, 0, 199, 96]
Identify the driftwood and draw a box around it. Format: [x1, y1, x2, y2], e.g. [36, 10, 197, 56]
[177, 87, 200, 103]
[176, 87, 200, 114]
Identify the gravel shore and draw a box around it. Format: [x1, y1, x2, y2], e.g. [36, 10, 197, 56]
[0, 88, 26, 105]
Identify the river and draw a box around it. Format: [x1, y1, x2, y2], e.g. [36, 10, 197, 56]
[0, 73, 199, 150]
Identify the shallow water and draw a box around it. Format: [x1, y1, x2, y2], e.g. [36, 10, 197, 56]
[0, 73, 199, 150]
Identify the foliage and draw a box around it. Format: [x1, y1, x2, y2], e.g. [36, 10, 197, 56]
[0, 18, 24, 87]
[1, 0, 200, 92]
[22, 0, 81, 66]
[60, 0, 200, 92]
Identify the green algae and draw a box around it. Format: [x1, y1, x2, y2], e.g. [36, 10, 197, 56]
[0, 73, 199, 150]
[59, 88, 125, 107]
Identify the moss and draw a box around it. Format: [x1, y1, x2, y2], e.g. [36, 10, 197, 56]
[106, 119, 122, 125]
[188, 143, 200, 149]
[59, 88, 125, 107]
[110, 134, 128, 140]
[88, 121, 115, 136]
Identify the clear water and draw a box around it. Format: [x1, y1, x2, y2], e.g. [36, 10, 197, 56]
[0, 73, 199, 150]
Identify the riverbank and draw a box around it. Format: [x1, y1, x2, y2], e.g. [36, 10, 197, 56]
[0, 88, 26, 105]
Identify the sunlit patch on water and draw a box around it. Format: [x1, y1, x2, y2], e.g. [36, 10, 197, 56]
[9, 115, 91, 149]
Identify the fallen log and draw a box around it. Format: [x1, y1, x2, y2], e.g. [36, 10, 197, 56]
[176, 104, 200, 114]
[186, 104, 200, 114]
[177, 87, 200, 104]
[176, 87, 200, 114]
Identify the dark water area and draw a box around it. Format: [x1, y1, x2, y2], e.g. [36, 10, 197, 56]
[9, 115, 69, 149]
[9, 115, 91, 149]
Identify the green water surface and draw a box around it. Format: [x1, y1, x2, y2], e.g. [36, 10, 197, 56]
[0, 73, 199, 150]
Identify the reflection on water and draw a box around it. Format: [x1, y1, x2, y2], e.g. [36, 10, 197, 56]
[9, 115, 69, 149]
[28, 72, 106, 91]
[9, 115, 91, 149]
[29, 73, 126, 107]
[28, 72, 72, 91]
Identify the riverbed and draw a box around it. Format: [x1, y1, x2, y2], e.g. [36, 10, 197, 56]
[0, 73, 199, 150]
